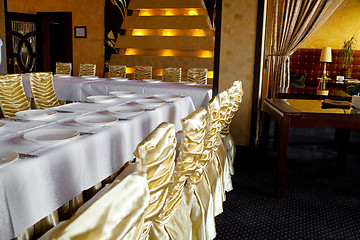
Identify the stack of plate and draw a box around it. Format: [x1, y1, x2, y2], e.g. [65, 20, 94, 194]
[152, 94, 181, 102]
[0, 149, 18, 167]
[110, 77, 128, 81]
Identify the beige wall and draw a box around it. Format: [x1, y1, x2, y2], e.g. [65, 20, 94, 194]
[7, 0, 105, 76]
[301, 0, 360, 49]
[219, 0, 259, 146]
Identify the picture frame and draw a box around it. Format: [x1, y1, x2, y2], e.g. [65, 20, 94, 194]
[74, 26, 87, 38]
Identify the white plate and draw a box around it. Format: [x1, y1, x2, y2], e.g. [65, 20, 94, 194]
[0, 150, 18, 166]
[75, 115, 118, 126]
[87, 95, 117, 103]
[107, 105, 144, 116]
[152, 94, 181, 102]
[54, 74, 71, 78]
[110, 77, 128, 81]
[180, 81, 196, 85]
[24, 129, 80, 142]
[0, 122, 5, 128]
[142, 79, 160, 83]
[134, 98, 166, 109]
[15, 109, 58, 120]
[109, 91, 136, 98]
[82, 76, 99, 80]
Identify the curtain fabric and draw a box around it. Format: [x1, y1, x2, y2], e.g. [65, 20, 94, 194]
[269, 0, 347, 98]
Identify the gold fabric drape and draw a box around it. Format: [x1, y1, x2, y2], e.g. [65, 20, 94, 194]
[29, 72, 61, 109]
[269, 0, 346, 98]
[0, 74, 30, 117]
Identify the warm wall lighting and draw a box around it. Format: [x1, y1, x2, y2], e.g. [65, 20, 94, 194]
[161, 49, 174, 56]
[187, 9, 198, 16]
[192, 29, 206, 37]
[164, 10, 175, 16]
[207, 71, 213, 78]
[132, 29, 144, 36]
[198, 50, 213, 58]
[162, 29, 175, 36]
[139, 10, 152, 16]
[126, 67, 134, 74]
[125, 48, 138, 55]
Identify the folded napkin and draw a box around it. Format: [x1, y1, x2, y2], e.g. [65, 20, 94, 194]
[321, 99, 352, 109]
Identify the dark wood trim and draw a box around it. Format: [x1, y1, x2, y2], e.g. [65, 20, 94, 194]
[212, 0, 222, 96]
[249, 0, 266, 149]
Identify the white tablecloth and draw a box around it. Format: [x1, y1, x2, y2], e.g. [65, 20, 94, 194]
[21, 75, 212, 109]
[0, 94, 195, 239]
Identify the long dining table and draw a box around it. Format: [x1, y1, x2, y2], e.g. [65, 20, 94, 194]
[21, 74, 213, 109]
[0, 93, 195, 239]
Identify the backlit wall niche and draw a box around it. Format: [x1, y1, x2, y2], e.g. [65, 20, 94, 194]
[109, 0, 215, 83]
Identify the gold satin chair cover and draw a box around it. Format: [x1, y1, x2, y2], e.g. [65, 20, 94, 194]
[39, 171, 149, 240]
[187, 68, 208, 84]
[0, 74, 30, 118]
[29, 72, 61, 109]
[133, 122, 176, 239]
[180, 107, 217, 240]
[108, 65, 126, 78]
[162, 67, 181, 82]
[55, 62, 72, 75]
[204, 96, 227, 216]
[222, 81, 244, 175]
[216, 90, 233, 193]
[134, 66, 152, 80]
[79, 63, 96, 76]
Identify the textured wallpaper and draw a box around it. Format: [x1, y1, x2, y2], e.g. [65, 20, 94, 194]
[301, 0, 360, 49]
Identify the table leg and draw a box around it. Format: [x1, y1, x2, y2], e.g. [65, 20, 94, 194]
[275, 117, 290, 198]
[261, 111, 270, 159]
[335, 129, 350, 171]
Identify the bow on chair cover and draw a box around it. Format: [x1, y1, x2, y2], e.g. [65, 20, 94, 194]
[29, 72, 61, 109]
[180, 107, 217, 240]
[134, 122, 177, 240]
[0, 74, 30, 117]
[39, 171, 149, 240]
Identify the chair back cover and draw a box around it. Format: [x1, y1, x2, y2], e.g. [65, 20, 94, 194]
[47, 171, 149, 240]
[0, 74, 30, 117]
[133, 122, 176, 239]
[134, 66, 152, 80]
[30, 72, 60, 109]
[108, 65, 126, 78]
[79, 63, 96, 76]
[187, 68, 208, 84]
[162, 67, 181, 82]
[55, 62, 72, 75]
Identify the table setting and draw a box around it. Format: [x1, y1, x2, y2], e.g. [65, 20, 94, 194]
[0, 92, 195, 239]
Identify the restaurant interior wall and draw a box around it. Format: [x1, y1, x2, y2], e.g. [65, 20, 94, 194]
[300, 0, 360, 49]
[218, 0, 259, 146]
[6, 0, 105, 76]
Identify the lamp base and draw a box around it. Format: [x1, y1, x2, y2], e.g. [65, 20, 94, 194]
[317, 89, 329, 96]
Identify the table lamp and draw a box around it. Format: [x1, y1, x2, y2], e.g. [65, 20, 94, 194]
[318, 47, 332, 95]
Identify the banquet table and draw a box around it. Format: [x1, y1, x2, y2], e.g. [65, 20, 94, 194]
[0, 93, 195, 239]
[21, 74, 213, 109]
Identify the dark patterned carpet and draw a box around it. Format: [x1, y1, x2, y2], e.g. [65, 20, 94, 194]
[215, 125, 360, 239]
